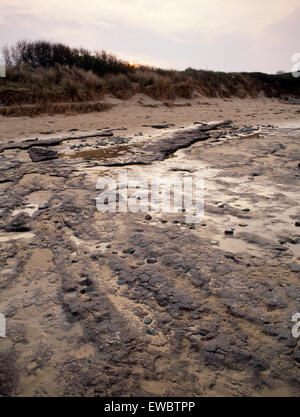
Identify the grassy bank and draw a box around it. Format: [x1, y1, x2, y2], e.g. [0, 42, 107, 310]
[1, 40, 300, 115]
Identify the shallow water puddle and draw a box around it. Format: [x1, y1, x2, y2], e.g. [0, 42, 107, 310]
[287, 243, 300, 258]
[69, 233, 110, 253]
[12, 203, 39, 217]
[25, 190, 51, 206]
[60, 144, 141, 161]
[0, 231, 35, 242]
[214, 234, 263, 255]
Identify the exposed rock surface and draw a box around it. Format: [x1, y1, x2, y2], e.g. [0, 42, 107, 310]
[0, 121, 299, 397]
[29, 148, 58, 162]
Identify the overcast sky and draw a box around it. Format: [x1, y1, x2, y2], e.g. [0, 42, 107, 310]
[0, 0, 299, 73]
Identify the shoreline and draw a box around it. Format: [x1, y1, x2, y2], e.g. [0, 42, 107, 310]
[1, 95, 300, 143]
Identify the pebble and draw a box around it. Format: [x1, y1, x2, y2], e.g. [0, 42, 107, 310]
[38, 204, 49, 210]
[146, 328, 156, 336]
[144, 317, 152, 325]
[145, 214, 152, 220]
[224, 229, 234, 235]
[274, 246, 288, 251]
[117, 280, 125, 286]
[147, 258, 157, 264]
[123, 248, 135, 254]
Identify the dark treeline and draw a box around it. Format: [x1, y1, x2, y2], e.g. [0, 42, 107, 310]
[3, 40, 137, 76]
[1, 40, 300, 107]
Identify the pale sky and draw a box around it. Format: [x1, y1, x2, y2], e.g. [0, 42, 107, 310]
[0, 0, 299, 73]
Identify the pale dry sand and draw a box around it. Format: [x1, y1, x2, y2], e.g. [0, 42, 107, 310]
[0, 95, 299, 142]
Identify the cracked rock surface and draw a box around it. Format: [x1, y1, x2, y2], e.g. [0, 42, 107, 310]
[0, 118, 299, 397]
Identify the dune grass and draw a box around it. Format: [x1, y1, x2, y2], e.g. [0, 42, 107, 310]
[1, 40, 300, 115]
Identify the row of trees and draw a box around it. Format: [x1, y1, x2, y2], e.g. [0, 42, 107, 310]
[2, 40, 134, 76]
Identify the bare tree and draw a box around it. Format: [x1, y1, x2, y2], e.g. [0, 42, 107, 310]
[1, 45, 12, 67]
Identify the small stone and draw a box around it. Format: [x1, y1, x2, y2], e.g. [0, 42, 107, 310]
[123, 248, 135, 254]
[273, 246, 288, 251]
[146, 328, 156, 336]
[145, 214, 152, 220]
[147, 258, 157, 264]
[144, 317, 152, 325]
[242, 208, 250, 212]
[224, 229, 234, 235]
[4, 213, 32, 232]
[224, 253, 235, 259]
[117, 280, 125, 286]
[106, 244, 111, 248]
[38, 204, 49, 210]
[159, 315, 171, 324]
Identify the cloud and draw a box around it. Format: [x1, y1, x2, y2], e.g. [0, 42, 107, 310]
[0, 0, 299, 72]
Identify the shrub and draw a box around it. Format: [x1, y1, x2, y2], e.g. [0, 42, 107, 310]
[1, 40, 300, 109]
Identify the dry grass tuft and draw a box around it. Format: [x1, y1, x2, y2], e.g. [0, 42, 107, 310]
[0, 101, 112, 117]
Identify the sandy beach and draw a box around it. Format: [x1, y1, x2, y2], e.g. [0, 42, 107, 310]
[0, 95, 300, 142]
